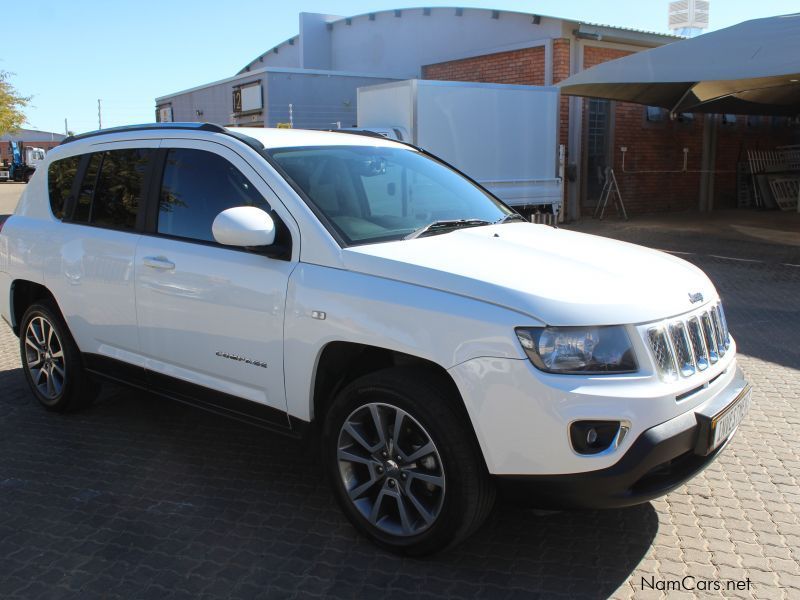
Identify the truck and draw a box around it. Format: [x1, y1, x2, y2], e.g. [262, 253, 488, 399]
[356, 80, 563, 220]
[0, 141, 45, 183]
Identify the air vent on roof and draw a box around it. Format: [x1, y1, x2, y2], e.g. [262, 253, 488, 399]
[669, 0, 710, 32]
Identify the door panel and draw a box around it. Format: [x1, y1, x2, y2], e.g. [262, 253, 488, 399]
[50, 226, 141, 359]
[45, 141, 158, 361]
[134, 141, 293, 414]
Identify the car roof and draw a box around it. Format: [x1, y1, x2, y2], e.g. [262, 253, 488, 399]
[226, 126, 408, 150]
[58, 123, 411, 153]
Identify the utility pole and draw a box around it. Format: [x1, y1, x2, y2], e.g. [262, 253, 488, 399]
[64, 118, 68, 136]
[97, 99, 102, 130]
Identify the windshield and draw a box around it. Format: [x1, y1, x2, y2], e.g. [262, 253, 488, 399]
[267, 145, 513, 246]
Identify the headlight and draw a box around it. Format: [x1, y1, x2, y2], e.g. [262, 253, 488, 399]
[515, 326, 638, 374]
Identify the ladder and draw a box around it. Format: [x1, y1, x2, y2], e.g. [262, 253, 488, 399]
[594, 167, 628, 221]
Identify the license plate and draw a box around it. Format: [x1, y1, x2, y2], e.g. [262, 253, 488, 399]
[706, 387, 751, 453]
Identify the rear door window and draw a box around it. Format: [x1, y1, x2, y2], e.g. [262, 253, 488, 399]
[71, 149, 152, 230]
[92, 149, 151, 230]
[47, 156, 81, 219]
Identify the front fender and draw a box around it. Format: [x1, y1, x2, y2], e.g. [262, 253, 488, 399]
[283, 263, 538, 421]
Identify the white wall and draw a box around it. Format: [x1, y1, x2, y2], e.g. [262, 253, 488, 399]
[327, 8, 560, 77]
[240, 8, 562, 77]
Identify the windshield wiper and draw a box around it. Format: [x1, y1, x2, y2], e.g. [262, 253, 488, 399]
[404, 219, 491, 240]
[493, 213, 528, 225]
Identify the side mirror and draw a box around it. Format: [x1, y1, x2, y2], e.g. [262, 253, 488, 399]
[212, 206, 276, 247]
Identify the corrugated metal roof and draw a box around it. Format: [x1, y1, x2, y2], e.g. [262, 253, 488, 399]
[0, 128, 66, 142]
[579, 21, 685, 39]
[238, 8, 682, 74]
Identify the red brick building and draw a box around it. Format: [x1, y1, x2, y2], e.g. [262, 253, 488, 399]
[423, 28, 797, 218]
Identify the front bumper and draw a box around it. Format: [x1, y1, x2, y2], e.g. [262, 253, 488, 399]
[496, 371, 750, 509]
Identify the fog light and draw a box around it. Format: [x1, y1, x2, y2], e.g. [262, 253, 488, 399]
[570, 421, 621, 455]
[586, 428, 598, 445]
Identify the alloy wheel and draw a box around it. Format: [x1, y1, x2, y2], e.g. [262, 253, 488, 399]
[24, 315, 66, 402]
[337, 402, 445, 537]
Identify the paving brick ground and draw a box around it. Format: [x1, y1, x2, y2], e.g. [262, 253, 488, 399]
[0, 214, 798, 599]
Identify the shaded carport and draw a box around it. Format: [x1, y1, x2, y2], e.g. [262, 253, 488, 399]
[559, 13, 800, 212]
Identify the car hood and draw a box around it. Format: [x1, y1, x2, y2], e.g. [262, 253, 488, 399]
[342, 223, 717, 326]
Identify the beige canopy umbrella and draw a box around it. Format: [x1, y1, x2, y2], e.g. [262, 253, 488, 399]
[559, 13, 800, 116]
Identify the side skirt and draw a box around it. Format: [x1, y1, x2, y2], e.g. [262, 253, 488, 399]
[83, 353, 309, 439]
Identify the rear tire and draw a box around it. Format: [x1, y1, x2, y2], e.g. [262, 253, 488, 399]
[19, 300, 98, 412]
[322, 367, 495, 555]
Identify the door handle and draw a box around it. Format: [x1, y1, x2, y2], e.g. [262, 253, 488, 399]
[142, 256, 175, 270]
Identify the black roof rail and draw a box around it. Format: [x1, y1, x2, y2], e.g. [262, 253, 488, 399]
[224, 129, 265, 151]
[60, 122, 228, 145]
[321, 128, 388, 140]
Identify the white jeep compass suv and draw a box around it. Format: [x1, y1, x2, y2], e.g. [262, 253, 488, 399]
[0, 123, 750, 555]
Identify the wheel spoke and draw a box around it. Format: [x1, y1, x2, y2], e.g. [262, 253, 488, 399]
[338, 448, 379, 467]
[404, 486, 436, 525]
[396, 495, 414, 534]
[368, 404, 387, 448]
[348, 475, 379, 500]
[30, 319, 45, 346]
[25, 337, 40, 352]
[408, 469, 444, 488]
[50, 366, 63, 395]
[46, 322, 55, 350]
[52, 363, 66, 379]
[32, 367, 46, 387]
[392, 411, 405, 452]
[343, 422, 380, 454]
[405, 441, 435, 463]
[46, 368, 55, 396]
[369, 490, 386, 525]
[50, 350, 63, 359]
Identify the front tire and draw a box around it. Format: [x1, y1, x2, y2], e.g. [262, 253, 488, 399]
[19, 301, 98, 412]
[323, 368, 495, 555]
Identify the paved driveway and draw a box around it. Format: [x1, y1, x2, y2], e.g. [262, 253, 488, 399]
[0, 210, 798, 599]
[0, 182, 25, 215]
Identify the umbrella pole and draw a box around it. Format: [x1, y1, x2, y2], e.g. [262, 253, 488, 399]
[594, 170, 612, 218]
[610, 168, 629, 221]
[597, 167, 628, 221]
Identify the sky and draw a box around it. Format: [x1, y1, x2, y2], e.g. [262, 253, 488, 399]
[3, 0, 797, 135]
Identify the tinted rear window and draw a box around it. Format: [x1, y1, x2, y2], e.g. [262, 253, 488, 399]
[92, 149, 152, 230]
[71, 149, 152, 230]
[47, 156, 81, 219]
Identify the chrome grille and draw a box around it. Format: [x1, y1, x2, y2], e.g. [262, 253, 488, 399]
[647, 328, 678, 382]
[711, 305, 728, 356]
[686, 317, 709, 371]
[669, 321, 695, 377]
[700, 312, 719, 364]
[718, 304, 730, 343]
[647, 302, 731, 383]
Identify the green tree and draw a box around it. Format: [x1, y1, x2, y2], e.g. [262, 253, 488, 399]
[0, 71, 30, 134]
